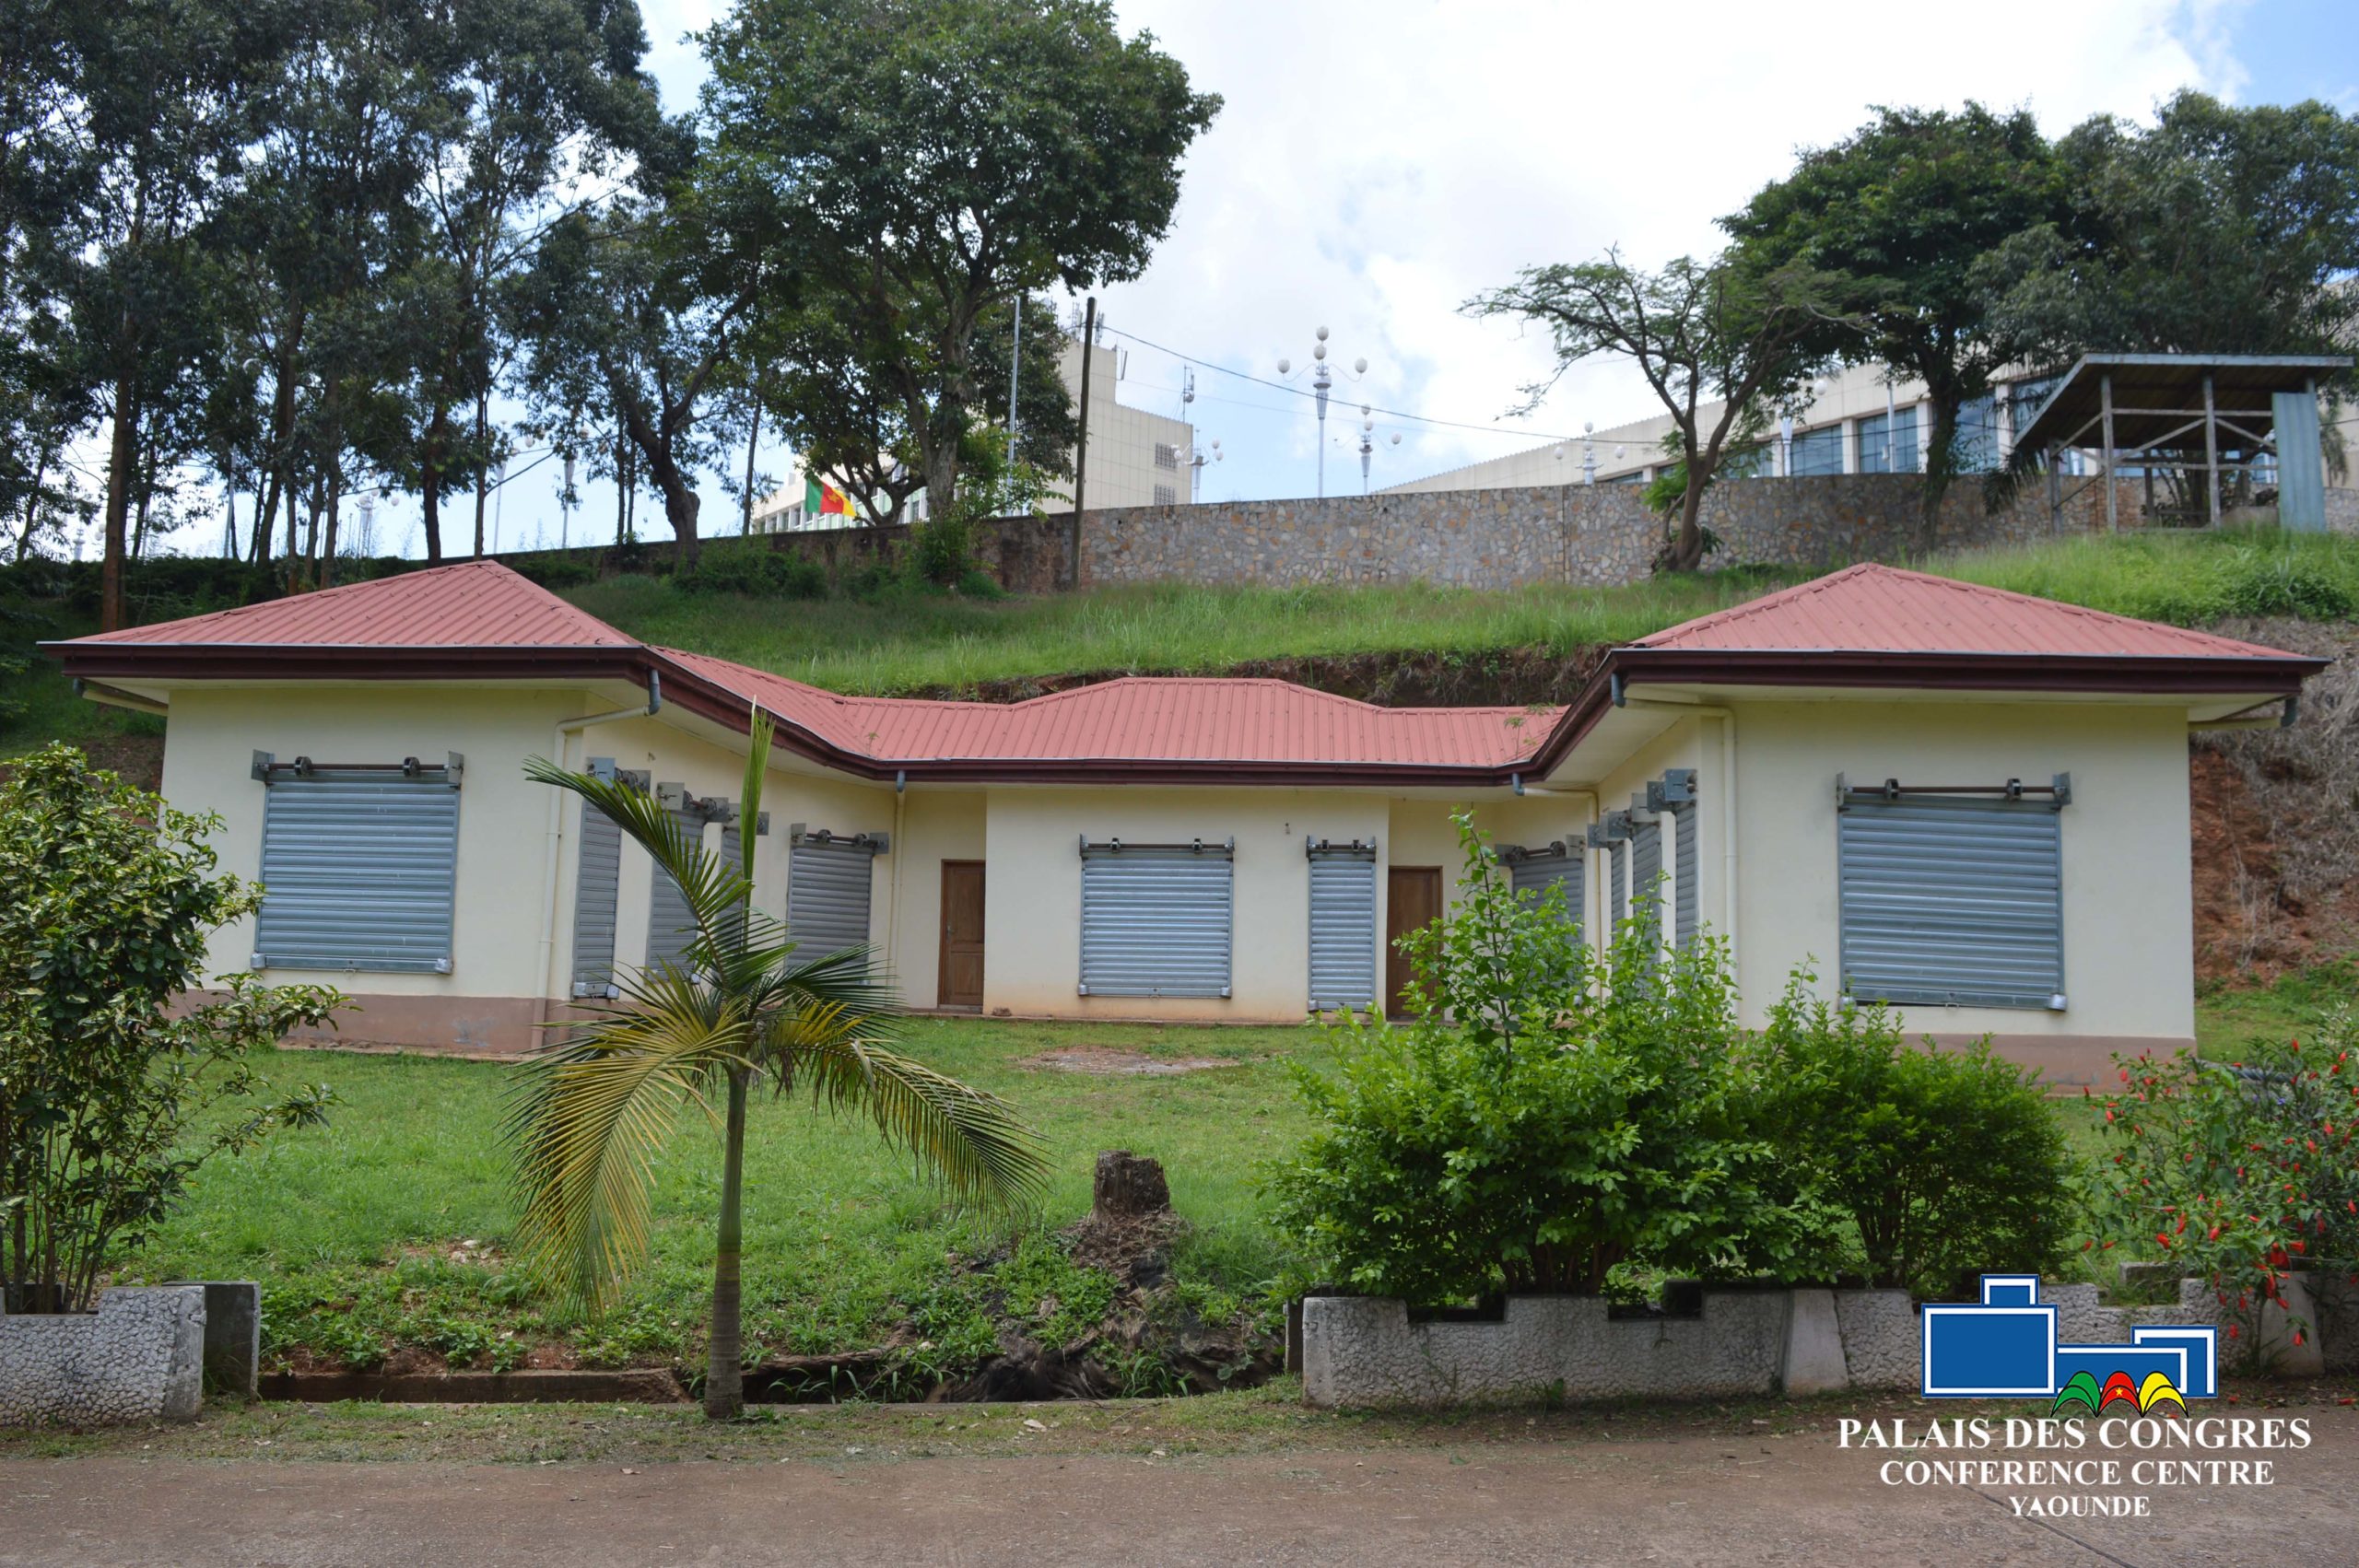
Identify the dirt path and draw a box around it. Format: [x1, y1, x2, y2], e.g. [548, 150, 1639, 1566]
[7, 1416, 2354, 1567]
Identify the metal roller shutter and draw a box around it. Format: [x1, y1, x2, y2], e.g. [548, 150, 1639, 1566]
[1838, 797, 2065, 1010]
[1507, 844, 1583, 939]
[1608, 839, 1628, 927]
[569, 760, 630, 998]
[1672, 805, 1698, 949]
[255, 776, 459, 974]
[788, 838, 875, 954]
[647, 805, 704, 973]
[1629, 816, 1661, 924]
[1307, 838, 1377, 1011]
[1079, 839, 1234, 999]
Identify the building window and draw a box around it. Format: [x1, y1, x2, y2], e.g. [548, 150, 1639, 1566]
[787, 826, 885, 955]
[646, 791, 707, 972]
[1154, 442, 1180, 470]
[1837, 784, 2068, 1011]
[1079, 837, 1234, 998]
[1955, 394, 2000, 474]
[570, 759, 649, 998]
[1306, 837, 1377, 1011]
[1857, 406, 1919, 474]
[1788, 423, 1844, 476]
[1153, 483, 1178, 506]
[253, 760, 461, 974]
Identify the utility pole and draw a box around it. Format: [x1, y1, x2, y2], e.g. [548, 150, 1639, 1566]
[1008, 292, 1023, 471]
[741, 388, 761, 536]
[1069, 296, 1095, 591]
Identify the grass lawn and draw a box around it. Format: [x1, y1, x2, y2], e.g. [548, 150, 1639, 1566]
[123, 1018, 1329, 1382]
[110, 965, 2350, 1383]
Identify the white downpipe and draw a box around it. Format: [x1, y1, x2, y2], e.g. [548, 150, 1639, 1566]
[885, 771, 907, 972]
[1619, 699, 1738, 970]
[536, 674, 664, 1015]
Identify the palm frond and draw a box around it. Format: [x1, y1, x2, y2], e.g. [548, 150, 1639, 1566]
[524, 755, 750, 961]
[787, 1027, 1050, 1212]
[505, 971, 752, 1309]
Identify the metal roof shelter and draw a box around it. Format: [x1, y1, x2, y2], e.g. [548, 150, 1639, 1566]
[2011, 353, 2352, 532]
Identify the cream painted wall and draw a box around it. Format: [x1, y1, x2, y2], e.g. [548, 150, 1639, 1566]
[1727, 698, 2194, 1047]
[979, 787, 1581, 1021]
[160, 685, 587, 1002]
[883, 790, 988, 1008]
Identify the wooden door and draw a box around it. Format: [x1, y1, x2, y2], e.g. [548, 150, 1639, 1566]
[937, 860, 986, 1010]
[1385, 866, 1442, 1019]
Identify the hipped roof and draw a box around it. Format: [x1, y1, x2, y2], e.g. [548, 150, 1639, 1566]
[50, 558, 2324, 786]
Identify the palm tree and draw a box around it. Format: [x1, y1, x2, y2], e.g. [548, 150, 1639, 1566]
[508, 711, 1047, 1419]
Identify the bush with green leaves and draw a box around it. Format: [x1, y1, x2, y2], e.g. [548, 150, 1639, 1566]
[2089, 1013, 2359, 1360]
[1263, 814, 1817, 1303]
[0, 745, 341, 1313]
[676, 541, 828, 600]
[1746, 982, 2077, 1298]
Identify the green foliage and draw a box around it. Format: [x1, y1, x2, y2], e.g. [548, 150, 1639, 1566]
[703, 0, 1219, 515]
[0, 744, 341, 1312]
[1981, 90, 2359, 368]
[675, 543, 827, 600]
[505, 552, 602, 591]
[1747, 981, 2078, 1296]
[1264, 815, 1813, 1303]
[2089, 1012, 2359, 1362]
[1721, 103, 2066, 504]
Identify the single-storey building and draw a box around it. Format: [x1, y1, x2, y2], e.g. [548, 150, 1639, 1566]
[46, 559, 2324, 1086]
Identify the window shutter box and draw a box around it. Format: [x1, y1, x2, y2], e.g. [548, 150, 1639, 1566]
[1078, 837, 1235, 999]
[1306, 837, 1378, 1011]
[787, 831, 880, 955]
[254, 772, 460, 974]
[1838, 793, 2066, 1010]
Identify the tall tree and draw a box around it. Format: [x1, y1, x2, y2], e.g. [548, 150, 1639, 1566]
[398, 0, 669, 562]
[1719, 103, 2066, 525]
[1978, 91, 2359, 367]
[50, 0, 259, 628]
[702, 0, 1216, 521]
[514, 198, 757, 568]
[1466, 251, 1837, 572]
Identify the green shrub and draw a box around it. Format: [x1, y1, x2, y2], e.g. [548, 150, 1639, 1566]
[910, 515, 973, 586]
[1747, 982, 2078, 1297]
[677, 542, 827, 600]
[507, 551, 601, 590]
[2090, 1011, 2359, 1360]
[1263, 815, 1816, 1304]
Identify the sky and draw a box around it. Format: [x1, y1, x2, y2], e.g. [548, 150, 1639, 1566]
[135, 0, 2359, 558]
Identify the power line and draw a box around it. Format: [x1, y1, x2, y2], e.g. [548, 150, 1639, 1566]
[1096, 322, 1591, 444]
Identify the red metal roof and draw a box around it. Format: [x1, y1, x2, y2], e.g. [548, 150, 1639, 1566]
[50, 556, 2325, 783]
[74, 560, 637, 649]
[1634, 562, 2313, 661]
[660, 647, 1555, 768]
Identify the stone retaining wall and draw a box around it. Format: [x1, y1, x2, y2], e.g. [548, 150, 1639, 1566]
[1298, 1288, 1918, 1409]
[753, 473, 2271, 596]
[0, 1286, 206, 1426]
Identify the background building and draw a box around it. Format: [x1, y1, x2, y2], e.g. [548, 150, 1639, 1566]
[750, 328, 1199, 531]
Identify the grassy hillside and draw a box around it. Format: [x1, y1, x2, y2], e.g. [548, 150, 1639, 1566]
[564, 527, 2359, 697]
[5, 530, 2354, 758]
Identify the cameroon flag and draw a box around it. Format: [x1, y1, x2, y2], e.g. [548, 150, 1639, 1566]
[804, 476, 853, 517]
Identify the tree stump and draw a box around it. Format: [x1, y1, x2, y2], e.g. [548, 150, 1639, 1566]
[1091, 1150, 1172, 1221]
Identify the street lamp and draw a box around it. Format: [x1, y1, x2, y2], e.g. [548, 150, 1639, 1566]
[1276, 325, 1368, 498]
[1356, 409, 1400, 493]
[1187, 437, 1222, 501]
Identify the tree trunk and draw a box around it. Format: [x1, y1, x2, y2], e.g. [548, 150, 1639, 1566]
[16, 453, 43, 563]
[252, 468, 279, 566]
[100, 378, 137, 632]
[1919, 393, 1960, 546]
[1664, 446, 1708, 574]
[421, 401, 449, 563]
[704, 1067, 750, 1421]
[320, 463, 342, 589]
[1090, 1150, 1172, 1221]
